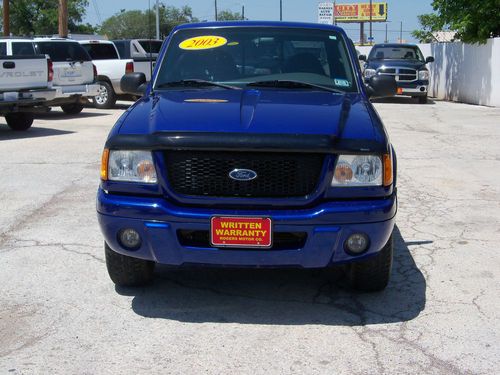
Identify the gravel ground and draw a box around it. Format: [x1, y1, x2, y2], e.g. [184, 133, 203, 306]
[0, 98, 499, 374]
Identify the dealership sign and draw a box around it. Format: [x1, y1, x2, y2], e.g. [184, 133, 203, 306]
[334, 2, 388, 22]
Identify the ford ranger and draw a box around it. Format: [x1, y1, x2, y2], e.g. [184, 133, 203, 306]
[98, 21, 398, 292]
[360, 43, 434, 104]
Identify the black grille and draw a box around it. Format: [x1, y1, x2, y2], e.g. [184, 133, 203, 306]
[177, 230, 308, 250]
[164, 151, 324, 198]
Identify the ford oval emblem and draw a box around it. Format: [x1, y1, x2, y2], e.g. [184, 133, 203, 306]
[229, 169, 258, 181]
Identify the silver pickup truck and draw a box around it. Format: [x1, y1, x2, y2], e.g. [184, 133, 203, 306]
[0, 53, 55, 131]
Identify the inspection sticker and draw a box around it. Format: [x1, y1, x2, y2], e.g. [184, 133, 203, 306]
[211, 217, 272, 248]
[179, 36, 227, 50]
[334, 78, 350, 87]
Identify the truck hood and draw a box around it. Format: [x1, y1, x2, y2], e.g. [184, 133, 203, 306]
[119, 89, 385, 144]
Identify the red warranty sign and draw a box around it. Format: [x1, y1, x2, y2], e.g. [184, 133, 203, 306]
[211, 217, 272, 248]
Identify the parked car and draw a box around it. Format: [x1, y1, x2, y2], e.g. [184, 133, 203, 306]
[359, 43, 434, 104]
[99, 21, 398, 291]
[33, 38, 100, 114]
[0, 50, 55, 130]
[112, 39, 162, 81]
[79, 40, 134, 108]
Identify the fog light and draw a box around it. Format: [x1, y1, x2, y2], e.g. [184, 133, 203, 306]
[345, 233, 369, 255]
[118, 228, 141, 250]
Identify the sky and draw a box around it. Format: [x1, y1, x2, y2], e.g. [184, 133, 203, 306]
[85, 0, 434, 43]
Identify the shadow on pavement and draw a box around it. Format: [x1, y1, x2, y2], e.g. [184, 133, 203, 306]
[0, 125, 74, 140]
[372, 97, 436, 105]
[118, 225, 427, 326]
[35, 111, 111, 120]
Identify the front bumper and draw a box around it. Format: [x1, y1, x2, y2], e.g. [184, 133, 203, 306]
[97, 189, 397, 268]
[396, 81, 428, 97]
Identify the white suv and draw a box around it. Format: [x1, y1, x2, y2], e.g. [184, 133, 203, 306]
[33, 38, 100, 114]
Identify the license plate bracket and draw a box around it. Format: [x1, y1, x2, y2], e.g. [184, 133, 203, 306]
[210, 216, 272, 248]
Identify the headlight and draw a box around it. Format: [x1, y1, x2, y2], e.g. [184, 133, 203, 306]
[364, 68, 377, 79]
[332, 155, 383, 186]
[418, 70, 430, 80]
[103, 150, 157, 184]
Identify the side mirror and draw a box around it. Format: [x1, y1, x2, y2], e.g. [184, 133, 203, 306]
[121, 73, 148, 96]
[425, 56, 435, 63]
[358, 54, 367, 61]
[366, 75, 397, 99]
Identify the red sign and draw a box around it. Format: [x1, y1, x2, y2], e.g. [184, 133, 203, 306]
[211, 217, 272, 248]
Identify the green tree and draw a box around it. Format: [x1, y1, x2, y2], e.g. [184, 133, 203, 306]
[1, 0, 94, 36]
[99, 10, 148, 39]
[412, 14, 443, 43]
[413, 0, 500, 44]
[99, 5, 198, 39]
[158, 5, 198, 36]
[217, 10, 245, 21]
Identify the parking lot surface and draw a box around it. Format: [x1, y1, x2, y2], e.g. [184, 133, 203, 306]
[1, 99, 499, 374]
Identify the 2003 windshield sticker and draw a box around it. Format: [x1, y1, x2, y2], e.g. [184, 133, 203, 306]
[179, 36, 228, 50]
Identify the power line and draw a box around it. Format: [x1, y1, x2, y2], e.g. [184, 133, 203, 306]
[91, 0, 102, 24]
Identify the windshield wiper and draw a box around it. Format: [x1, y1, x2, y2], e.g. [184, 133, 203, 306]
[156, 79, 239, 90]
[247, 80, 344, 93]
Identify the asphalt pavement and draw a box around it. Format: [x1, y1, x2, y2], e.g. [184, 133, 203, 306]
[0, 98, 499, 374]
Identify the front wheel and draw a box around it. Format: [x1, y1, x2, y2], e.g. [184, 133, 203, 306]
[61, 103, 84, 115]
[105, 243, 155, 287]
[346, 235, 393, 292]
[5, 113, 34, 131]
[93, 81, 117, 109]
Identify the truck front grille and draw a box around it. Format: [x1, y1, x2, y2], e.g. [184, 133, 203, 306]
[164, 151, 324, 198]
[177, 230, 308, 250]
[378, 67, 417, 82]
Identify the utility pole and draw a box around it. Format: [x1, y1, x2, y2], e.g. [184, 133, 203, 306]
[155, 0, 160, 40]
[369, 0, 373, 44]
[2, 0, 9, 36]
[215, 0, 218, 21]
[280, 0, 282, 21]
[58, 0, 68, 38]
[242, 5, 245, 20]
[400, 21, 403, 43]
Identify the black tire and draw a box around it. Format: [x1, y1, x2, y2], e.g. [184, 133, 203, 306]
[61, 103, 84, 115]
[346, 235, 393, 292]
[93, 81, 117, 109]
[418, 95, 428, 104]
[105, 242, 155, 287]
[5, 113, 34, 131]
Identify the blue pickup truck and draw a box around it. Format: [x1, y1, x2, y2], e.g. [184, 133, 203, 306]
[360, 43, 434, 104]
[98, 21, 398, 291]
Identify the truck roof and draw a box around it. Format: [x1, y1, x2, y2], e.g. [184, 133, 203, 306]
[371, 43, 419, 48]
[0, 36, 34, 41]
[78, 40, 114, 44]
[173, 20, 345, 33]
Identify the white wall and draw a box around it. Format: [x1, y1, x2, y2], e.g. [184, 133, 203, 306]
[356, 38, 500, 107]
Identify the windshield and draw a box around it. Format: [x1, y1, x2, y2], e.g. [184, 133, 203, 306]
[369, 46, 424, 61]
[82, 43, 119, 60]
[35, 41, 91, 62]
[155, 27, 357, 92]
